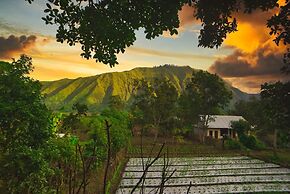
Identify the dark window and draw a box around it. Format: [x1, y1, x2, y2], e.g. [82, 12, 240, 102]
[214, 131, 218, 139]
[220, 128, 228, 136]
[209, 130, 213, 137]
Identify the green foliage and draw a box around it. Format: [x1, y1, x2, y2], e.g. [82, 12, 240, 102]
[232, 98, 267, 130]
[239, 135, 255, 149]
[0, 146, 54, 194]
[101, 108, 132, 154]
[230, 120, 251, 137]
[27, 0, 185, 66]
[83, 108, 131, 159]
[45, 136, 76, 163]
[261, 81, 290, 132]
[0, 56, 52, 151]
[181, 70, 232, 134]
[231, 120, 265, 150]
[0, 56, 132, 193]
[178, 90, 200, 126]
[224, 139, 242, 150]
[173, 135, 186, 144]
[188, 70, 232, 114]
[172, 127, 191, 137]
[133, 78, 178, 132]
[85, 117, 107, 164]
[26, 0, 284, 67]
[261, 81, 290, 148]
[73, 102, 88, 116]
[61, 102, 88, 134]
[0, 56, 54, 193]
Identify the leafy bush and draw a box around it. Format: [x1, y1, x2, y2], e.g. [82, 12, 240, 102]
[172, 127, 191, 136]
[224, 139, 242, 150]
[83, 108, 132, 157]
[173, 135, 185, 144]
[231, 120, 265, 150]
[239, 135, 265, 150]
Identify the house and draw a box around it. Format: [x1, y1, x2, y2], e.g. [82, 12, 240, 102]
[196, 115, 245, 140]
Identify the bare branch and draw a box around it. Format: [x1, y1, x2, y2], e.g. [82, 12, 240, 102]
[130, 143, 165, 194]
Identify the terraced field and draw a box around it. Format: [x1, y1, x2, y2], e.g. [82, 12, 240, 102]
[117, 156, 290, 193]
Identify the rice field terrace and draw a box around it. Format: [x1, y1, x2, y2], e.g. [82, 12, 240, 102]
[116, 156, 290, 193]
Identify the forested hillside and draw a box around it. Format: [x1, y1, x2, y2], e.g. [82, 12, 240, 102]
[41, 65, 257, 111]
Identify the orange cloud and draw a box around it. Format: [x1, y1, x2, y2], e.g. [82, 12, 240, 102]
[209, 41, 289, 93]
[178, 5, 199, 28]
[224, 3, 286, 53]
[209, 2, 289, 93]
[162, 5, 199, 38]
[0, 35, 37, 59]
[224, 75, 289, 94]
[224, 23, 270, 53]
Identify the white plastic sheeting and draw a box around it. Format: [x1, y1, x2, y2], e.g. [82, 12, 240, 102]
[117, 156, 290, 193]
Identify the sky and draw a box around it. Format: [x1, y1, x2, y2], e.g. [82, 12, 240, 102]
[0, 0, 289, 93]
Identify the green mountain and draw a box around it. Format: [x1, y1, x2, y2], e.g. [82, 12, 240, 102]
[41, 65, 257, 112]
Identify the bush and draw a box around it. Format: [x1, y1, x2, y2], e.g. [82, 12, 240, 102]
[173, 127, 191, 136]
[239, 135, 265, 150]
[173, 135, 185, 144]
[225, 139, 242, 150]
[255, 139, 266, 150]
[143, 124, 158, 137]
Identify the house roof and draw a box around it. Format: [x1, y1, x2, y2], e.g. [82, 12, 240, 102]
[206, 115, 245, 129]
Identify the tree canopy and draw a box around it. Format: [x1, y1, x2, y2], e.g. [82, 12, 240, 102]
[26, 0, 289, 70]
[0, 55, 51, 151]
[186, 70, 232, 116]
[133, 78, 178, 129]
[260, 81, 290, 148]
[0, 55, 53, 193]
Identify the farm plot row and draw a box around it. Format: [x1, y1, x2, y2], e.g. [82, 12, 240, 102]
[117, 157, 290, 193]
[116, 183, 290, 194]
[123, 167, 290, 178]
[127, 156, 250, 165]
[127, 158, 264, 166]
[125, 163, 279, 171]
[120, 174, 290, 187]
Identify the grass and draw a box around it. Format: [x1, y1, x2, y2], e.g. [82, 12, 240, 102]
[246, 149, 290, 168]
[128, 137, 290, 167]
[107, 157, 128, 194]
[128, 137, 243, 157]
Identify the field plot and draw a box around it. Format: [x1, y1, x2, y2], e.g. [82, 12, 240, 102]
[117, 156, 290, 193]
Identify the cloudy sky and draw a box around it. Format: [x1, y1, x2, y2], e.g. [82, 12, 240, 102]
[0, 0, 288, 93]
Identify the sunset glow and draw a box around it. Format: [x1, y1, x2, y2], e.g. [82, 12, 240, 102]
[0, 0, 288, 93]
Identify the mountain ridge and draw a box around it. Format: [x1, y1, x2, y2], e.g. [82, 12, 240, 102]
[41, 65, 258, 112]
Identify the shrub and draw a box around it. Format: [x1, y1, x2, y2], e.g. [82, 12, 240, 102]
[173, 135, 185, 144]
[143, 124, 159, 137]
[225, 139, 242, 150]
[239, 135, 265, 150]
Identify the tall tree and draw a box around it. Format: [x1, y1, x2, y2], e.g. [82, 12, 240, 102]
[260, 81, 290, 149]
[133, 78, 178, 134]
[26, 0, 288, 70]
[0, 55, 53, 193]
[232, 98, 267, 130]
[185, 70, 232, 142]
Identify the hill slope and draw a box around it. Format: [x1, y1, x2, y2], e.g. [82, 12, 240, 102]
[41, 65, 257, 112]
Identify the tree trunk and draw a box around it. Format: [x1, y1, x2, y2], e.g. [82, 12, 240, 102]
[273, 128, 278, 150]
[103, 120, 112, 194]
